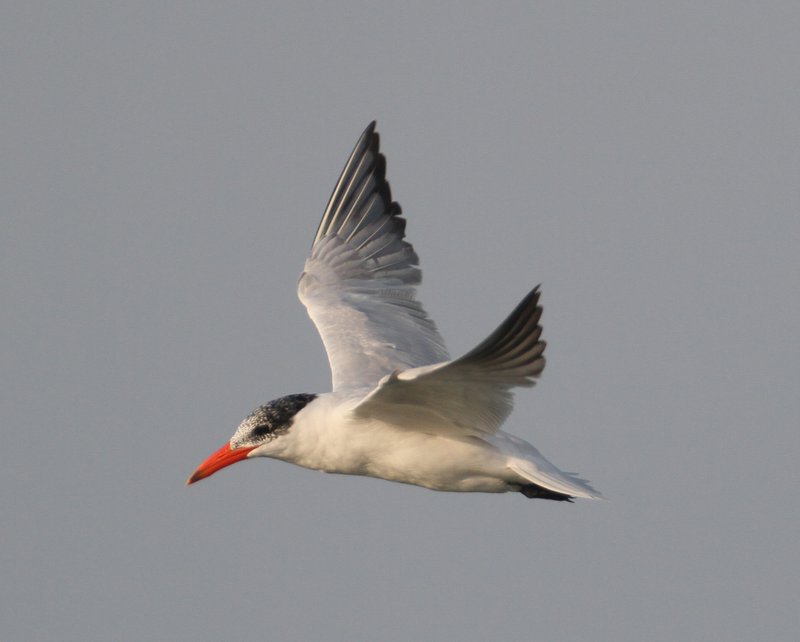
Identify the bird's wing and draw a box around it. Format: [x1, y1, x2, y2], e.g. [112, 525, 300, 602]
[353, 287, 546, 437]
[297, 122, 449, 391]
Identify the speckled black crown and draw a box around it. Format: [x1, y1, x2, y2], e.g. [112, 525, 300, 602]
[249, 393, 317, 439]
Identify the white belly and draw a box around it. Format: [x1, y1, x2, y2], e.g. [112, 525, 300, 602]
[277, 401, 516, 493]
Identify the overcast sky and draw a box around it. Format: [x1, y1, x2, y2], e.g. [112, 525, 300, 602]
[2, 2, 799, 641]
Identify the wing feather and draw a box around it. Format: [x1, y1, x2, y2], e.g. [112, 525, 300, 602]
[298, 122, 449, 391]
[353, 287, 546, 437]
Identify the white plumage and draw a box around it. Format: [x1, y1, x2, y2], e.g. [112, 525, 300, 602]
[188, 122, 601, 501]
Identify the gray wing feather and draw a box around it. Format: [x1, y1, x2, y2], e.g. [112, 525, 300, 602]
[298, 122, 449, 391]
[353, 287, 546, 437]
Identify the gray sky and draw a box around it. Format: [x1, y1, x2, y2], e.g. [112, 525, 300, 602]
[2, 2, 799, 641]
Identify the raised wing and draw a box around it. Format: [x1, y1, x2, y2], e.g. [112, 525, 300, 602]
[298, 122, 449, 391]
[353, 287, 546, 437]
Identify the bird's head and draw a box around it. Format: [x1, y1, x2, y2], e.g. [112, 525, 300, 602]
[186, 393, 317, 485]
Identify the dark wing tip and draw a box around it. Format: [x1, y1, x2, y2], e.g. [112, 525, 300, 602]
[358, 121, 378, 153]
[456, 285, 546, 381]
[314, 121, 407, 248]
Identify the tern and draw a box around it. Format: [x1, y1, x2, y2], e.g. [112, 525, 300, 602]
[187, 122, 601, 501]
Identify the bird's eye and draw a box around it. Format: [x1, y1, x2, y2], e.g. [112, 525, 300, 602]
[250, 423, 273, 439]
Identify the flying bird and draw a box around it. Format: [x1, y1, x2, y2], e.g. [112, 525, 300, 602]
[187, 122, 601, 501]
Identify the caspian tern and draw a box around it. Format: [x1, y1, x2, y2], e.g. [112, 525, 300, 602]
[187, 122, 601, 501]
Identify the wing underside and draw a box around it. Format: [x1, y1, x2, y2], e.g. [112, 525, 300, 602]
[298, 122, 449, 391]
